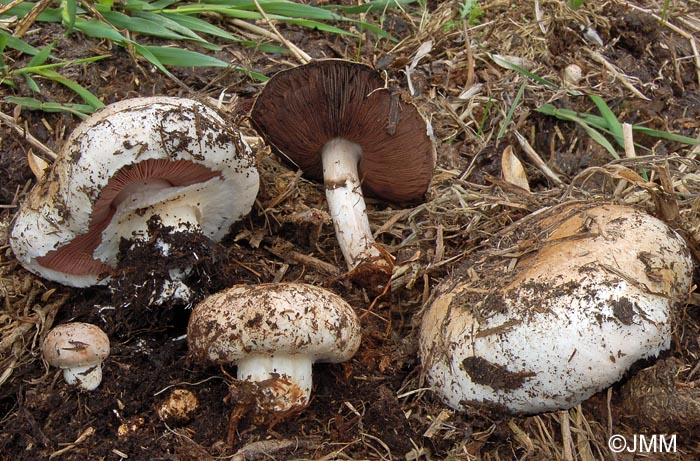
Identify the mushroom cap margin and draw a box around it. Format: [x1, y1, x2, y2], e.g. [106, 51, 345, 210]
[187, 282, 361, 364]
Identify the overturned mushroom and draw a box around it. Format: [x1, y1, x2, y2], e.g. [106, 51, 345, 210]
[42, 322, 110, 391]
[251, 60, 436, 289]
[187, 282, 361, 416]
[420, 204, 693, 414]
[10, 97, 259, 288]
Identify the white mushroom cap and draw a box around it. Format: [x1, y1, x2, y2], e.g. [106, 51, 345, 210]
[42, 322, 110, 391]
[420, 204, 693, 414]
[10, 97, 259, 287]
[562, 64, 583, 86]
[187, 282, 361, 413]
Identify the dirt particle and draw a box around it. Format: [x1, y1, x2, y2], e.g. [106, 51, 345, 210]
[461, 356, 536, 391]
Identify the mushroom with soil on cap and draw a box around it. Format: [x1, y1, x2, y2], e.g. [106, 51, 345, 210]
[10, 97, 259, 293]
[250, 60, 436, 289]
[187, 282, 361, 418]
[42, 322, 110, 391]
[419, 203, 693, 414]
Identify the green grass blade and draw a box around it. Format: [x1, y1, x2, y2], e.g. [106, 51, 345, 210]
[161, 13, 286, 52]
[131, 43, 176, 78]
[632, 126, 700, 145]
[161, 12, 239, 41]
[5, 96, 94, 118]
[327, 0, 417, 14]
[346, 18, 394, 40]
[141, 45, 268, 81]
[165, 6, 261, 20]
[23, 74, 41, 92]
[491, 54, 556, 88]
[0, 30, 40, 55]
[27, 42, 55, 67]
[491, 54, 583, 96]
[497, 81, 526, 140]
[134, 11, 221, 50]
[100, 10, 192, 41]
[141, 0, 180, 9]
[589, 94, 624, 147]
[0, 2, 64, 21]
[283, 18, 356, 36]
[31, 69, 104, 109]
[74, 18, 129, 42]
[15, 55, 110, 75]
[228, 1, 345, 20]
[537, 104, 619, 159]
[141, 45, 230, 67]
[61, 0, 78, 34]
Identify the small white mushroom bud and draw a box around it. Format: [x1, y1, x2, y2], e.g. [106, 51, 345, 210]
[563, 64, 583, 86]
[42, 322, 110, 391]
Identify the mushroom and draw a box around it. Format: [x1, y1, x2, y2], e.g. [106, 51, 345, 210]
[10, 97, 259, 288]
[562, 63, 583, 87]
[187, 282, 361, 414]
[419, 204, 693, 414]
[250, 60, 436, 288]
[42, 322, 110, 391]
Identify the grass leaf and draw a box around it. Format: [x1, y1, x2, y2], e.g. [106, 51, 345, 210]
[5, 96, 94, 118]
[100, 10, 192, 41]
[589, 94, 624, 148]
[498, 81, 526, 140]
[27, 42, 56, 68]
[327, 0, 417, 14]
[537, 104, 619, 158]
[141, 45, 268, 81]
[632, 126, 700, 145]
[74, 18, 129, 42]
[31, 69, 104, 110]
[134, 11, 221, 50]
[61, 0, 78, 34]
[23, 74, 41, 92]
[0, 30, 40, 55]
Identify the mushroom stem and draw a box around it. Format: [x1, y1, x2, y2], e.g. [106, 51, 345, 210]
[321, 138, 383, 270]
[63, 363, 103, 391]
[95, 198, 201, 264]
[235, 353, 312, 412]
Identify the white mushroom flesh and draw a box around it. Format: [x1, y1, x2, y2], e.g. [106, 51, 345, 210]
[236, 353, 313, 412]
[321, 138, 383, 270]
[62, 363, 104, 391]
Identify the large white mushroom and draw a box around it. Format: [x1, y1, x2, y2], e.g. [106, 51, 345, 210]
[420, 204, 693, 414]
[187, 282, 361, 414]
[10, 97, 259, 288]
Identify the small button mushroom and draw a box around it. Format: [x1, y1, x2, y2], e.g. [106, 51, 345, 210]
[187, 282, 361, 415]
[563, 63, 583, 87]
[420, 204, 693, 414]
[251, 60, 436, 291]
[42, 322, 110, 391]
[10, 97, 259, 289]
